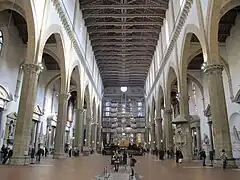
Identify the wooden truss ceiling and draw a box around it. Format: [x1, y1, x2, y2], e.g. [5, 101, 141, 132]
[218, 6, 240, 43]
[80, 0, 169, 87]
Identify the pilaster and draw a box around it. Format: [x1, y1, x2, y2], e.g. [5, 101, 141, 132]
[150, 121, 156, 149]
[11, 63, 42, 165]
[53, 93, 69, 159]
[196, 126, 201, 150]
[163, 109, 173, 150]
[74, 108, 85, 150]
[155, 118, 163, 149]
[86, 117, 93, 149]
[96, 125, 102, 150]
[92, 121, 98, 151]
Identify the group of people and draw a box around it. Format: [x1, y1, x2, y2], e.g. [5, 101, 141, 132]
[152, 148, 182, 161]
[0, 145, 13, 164]
[30, 146, 49, 164]
[111, 150, 137, 177]
[153, 147, 228, 169]
[199, 148, 228, 169]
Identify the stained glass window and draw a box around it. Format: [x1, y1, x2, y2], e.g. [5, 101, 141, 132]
[0, 30, 3, 50]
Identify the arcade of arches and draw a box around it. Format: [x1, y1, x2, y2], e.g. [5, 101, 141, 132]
[0, 0, 240, 180]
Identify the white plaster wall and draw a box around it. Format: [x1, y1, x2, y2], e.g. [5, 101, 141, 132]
[62, 0, 76, 24]
[199, 0, 210, 28]
[0, 0, 104, 148]
[32, 0, 46, 27]
[0, 11, 26, 147]
[172, 0, 181, 21]
[187, 77, 209, 142]
[186, 14, 240, 157]
[220, 14, 240, 158]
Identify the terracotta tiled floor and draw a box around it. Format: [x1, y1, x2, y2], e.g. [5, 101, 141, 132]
[0, 155, 240, 180]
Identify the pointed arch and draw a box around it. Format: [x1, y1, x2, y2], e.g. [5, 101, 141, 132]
[42, 74, 61, 111]
[39, 25, 67, 93]
[83, 84, 91, 117]
[0, 1, 36, 63]
[165, 66, 178, 109]
[187, 74, 204, 100]
[69, 62, 81, 109]
[180, 25, 207, 71]
[92, 97, 96, 119]
[157, 85, 164, 113]
[208, 0, 240, 64]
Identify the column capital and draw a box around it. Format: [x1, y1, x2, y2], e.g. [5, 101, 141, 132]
[155, 117, 163, 122]
[86, 117, 93, 121]
[76, 108, 85, 114]
[21, 63, 43, 74]
[151, 121, 155, 125]
[59, 93, 70, 101]
[207, 120, 212, 125]
[163, 109, 172, 114]
[204, 64, 224, 75]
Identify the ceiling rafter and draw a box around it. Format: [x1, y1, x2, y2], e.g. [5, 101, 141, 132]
[79, 0, 169, 87]
[89, 35, 158, 40]
[88, 28, 160, 34]
[93, 47, 155, 51]
[91, 41, 157, 46]
[81, 5, 168, 10]
[83, 13, 165, 19]
[86, 21, 163, 27]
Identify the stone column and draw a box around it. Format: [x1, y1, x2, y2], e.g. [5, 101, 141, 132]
[96, 125, 101, 150]
[53, 93, 68, 159]
[92, 123, 97, 152]
[156, 118, 163, 149]
[163, 109, 173, 150]
[196, 127, 201, 150]
[47, 126, 52, 150]
[86, 117, 92, 149]
[207, 119, 214, 150]
[74, 108, 84, 150]
[144, 127, 149, 146]
[204, 64, 234, 162]
[11, 64, 41, 165]
[180, 122, 192, 161]
[150, 122, 156, 150]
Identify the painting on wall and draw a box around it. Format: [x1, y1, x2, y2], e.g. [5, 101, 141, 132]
[229, 113, 240, 158]
[232, 125, 240, 142]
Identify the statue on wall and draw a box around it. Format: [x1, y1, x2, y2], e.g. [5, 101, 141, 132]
[203, 133, 210, 145]
[233, 125, 240, 142]
[8, 120, 14, 139]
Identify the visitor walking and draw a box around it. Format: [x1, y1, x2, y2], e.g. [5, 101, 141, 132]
[200, 149, 206, 166]
[209, 150, 214, 166]
[123, 151, 128, 169]
[130, 155, 137, 178]
[176, 148, 183, 163]
[113, 152, 120, 172]
[220, 149, 227, 170]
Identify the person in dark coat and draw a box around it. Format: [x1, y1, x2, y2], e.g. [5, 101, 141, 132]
[122, 151, 127, 168]
[130, 155, 137, 177]
[1, 145, 5, 162]
[45, 147, 48, 157]
[200, 149, 206, 166]
[30, 148, 36, 164]
[36, 148, 42, 163]
[69, 149, 72, 157]
[159, 148, 165, 160]
[2, 147, 8, 164]
[209, 150, 214, 166]
[176, 148, 183, 163]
